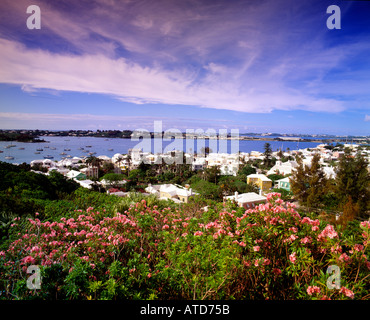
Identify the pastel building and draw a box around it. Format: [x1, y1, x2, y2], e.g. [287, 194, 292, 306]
[247, 173, 272, 193]
[225, 191, 267, 209]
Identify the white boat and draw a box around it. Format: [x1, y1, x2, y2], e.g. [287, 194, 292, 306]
[44, 155, 54, 159]
[5, 156, 14, 160]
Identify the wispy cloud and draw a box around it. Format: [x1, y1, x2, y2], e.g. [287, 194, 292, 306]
[0, 0, 368, 116]
[0, 112, 241, 131]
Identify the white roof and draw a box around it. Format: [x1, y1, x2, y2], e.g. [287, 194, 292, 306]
[67, 170, 84, 178]
[247, 173, 272, 182]
[98, 155, 111, 161]
[225, 192, 267, 204]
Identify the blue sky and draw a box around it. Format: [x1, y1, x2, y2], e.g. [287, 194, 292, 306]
[0, 0, 369, 135]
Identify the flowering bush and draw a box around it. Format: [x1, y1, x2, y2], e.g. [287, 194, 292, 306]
[0, 194, 368, 300]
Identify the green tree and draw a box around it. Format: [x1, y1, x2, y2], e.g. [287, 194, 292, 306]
[290, 154, 327, 210]
[263, 143, 274, 168]
[238, 164, 256, 177]
[335, 149, 370, 217]
[202, 166, 221, 184]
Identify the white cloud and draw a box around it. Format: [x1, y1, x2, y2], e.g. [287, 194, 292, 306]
[1, 0, 367, 116]
[0, 38, 346, 114]
[365, 115, 370, 122]
[0, 112, 241, 131]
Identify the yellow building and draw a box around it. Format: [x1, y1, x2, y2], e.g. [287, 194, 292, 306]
[247, 174, 272, 193]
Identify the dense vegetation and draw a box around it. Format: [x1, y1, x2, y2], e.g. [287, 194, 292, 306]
[1, 193, 368, 300]
[0, 144, 369, 300]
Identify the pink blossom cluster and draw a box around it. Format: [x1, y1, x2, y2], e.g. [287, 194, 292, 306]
[317, 224, 338, 241]
[1, 193, 368, 300]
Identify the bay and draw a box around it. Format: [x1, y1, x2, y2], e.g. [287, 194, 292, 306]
[0, 136, 322, 164]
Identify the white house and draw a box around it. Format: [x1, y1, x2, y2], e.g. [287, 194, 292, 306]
[76, 179, 97, 189]
[66, 170, 87, 181]
[267, 160, 298, 176]
[145, 184, 198, 203]
[225, 191, 267, 209]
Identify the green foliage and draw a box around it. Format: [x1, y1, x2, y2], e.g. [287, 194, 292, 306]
[290, 154, 327, 210]
[267, 174, 285, 184]
[190, 179, 222, 200]
[335, 149, 370, 217]
[238, 165, 256, 176]
[1, 194, 368, 300]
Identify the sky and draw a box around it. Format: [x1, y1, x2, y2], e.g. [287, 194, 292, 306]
[0, 0, 369, 135]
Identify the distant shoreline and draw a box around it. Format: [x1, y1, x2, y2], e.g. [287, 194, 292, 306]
[0, 129, 369, 145]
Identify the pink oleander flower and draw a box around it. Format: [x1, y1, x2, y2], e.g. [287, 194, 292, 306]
[339, 253, 351, 263]
[340, 287, 354, 299]
[360, 221, 370, 229]
[289, 252, 297, 264]
[22, 255, 36, 265]
[289, 227, 298, 233]
[307, 286, 321, 296]
[162, 224, 169, 230]
[194, 231, 203, 236]
[253, 246, 260, 252]
[272, 268, 282, 276]
[300, 236, 312, 244]
[147, 273, 152, 278]
[263, 258, 271, 266]
[318, 224, 338, 240]
[353, 244, 364, 252]
[238, 241, 246, 247]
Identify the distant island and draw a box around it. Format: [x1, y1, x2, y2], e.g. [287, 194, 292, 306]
[0, 129, 369, 144]
[0, 130, 46, 143]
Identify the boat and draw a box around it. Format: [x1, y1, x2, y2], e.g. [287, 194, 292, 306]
[60, 152, 67, 155]
[108, 148, 114, 151]
[64, 148, 71, 151]
[34, 151, 40, 154]
[50, 147, 56, 150]
[88, 152, 96, 155]
[44, 155, 54, 159]
[0, 150, 3, 153]
[18, 147, 25, 150]
[66, 155, 72, 158]
[5, 156, 14, 160]
[78, 147, 84, 150]
[44, 146, 50, 148]
[36, 148, 43, 151]
[86, 145, 92, 148]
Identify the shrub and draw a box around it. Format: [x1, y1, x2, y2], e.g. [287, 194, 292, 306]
[0, 194, 368, 300]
